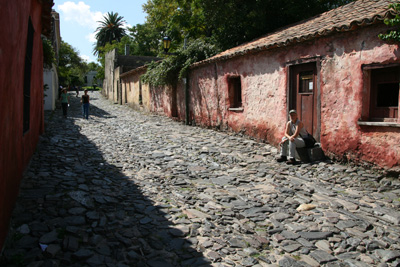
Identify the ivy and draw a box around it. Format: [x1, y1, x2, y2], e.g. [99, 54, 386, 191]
[141, 38, 220, 87]
[379, 3, 400, 42]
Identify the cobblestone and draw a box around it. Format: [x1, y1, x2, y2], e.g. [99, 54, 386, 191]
[1, 91, 400, 266]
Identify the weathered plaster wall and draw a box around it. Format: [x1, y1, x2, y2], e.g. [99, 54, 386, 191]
[190, 48, 289, 142]
[190, 64, 221, 127]
[122, 75, 134, 107]
[121, 69, 151, 112]
[150, 85, 173, 116]
[141, 82, 151, 112]
[0, 0, 46, 248]
[44, 65, 59, 111]
[113, 67, 120, 104]
[148, 81, 185, 120]
[176, 81, 186, 121]
[103, 49, 116, 99]
[318, 25, 400, 167]
[189, 24, 400, 168]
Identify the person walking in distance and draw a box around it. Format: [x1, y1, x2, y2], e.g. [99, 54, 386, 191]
[60, 88, 69, 118]
[81, 89, 90, 119]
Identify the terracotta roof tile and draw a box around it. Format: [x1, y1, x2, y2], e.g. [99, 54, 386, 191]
[193, 0, 397, 67]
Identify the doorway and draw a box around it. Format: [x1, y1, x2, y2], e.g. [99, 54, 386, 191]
[289, 62, 318, 137]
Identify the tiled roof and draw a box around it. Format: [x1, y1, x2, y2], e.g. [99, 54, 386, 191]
[192, 0, 397, 67]
[117, 55, 160, 69]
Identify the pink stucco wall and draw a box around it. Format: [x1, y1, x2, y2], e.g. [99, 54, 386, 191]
[150, 85, 173, 116]
[190, 47, 292, 142]
[150, 81, 186, 120]
[188, 24, 400, 168]
[319, 25, 400, 167]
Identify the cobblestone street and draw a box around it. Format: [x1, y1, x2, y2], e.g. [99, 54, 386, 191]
[1, 91, 400, 267]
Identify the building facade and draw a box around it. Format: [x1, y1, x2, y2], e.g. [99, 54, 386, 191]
[187, 0, 400, 168]
[102, 49, 159, 104]
[0, 0, 54, 249]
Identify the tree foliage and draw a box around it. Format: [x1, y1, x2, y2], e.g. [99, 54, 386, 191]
[139, 0, 355, 51]
[42, 38, 56, 69]
[141, 38, 220, 87]
[142, 0, 207, 49]
[129, 23, 163, 56]
[94, 12, 127, 56]
[58, 41, 88, 86]
[379, 3, 400, 42]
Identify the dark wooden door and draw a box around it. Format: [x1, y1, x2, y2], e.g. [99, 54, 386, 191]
[290, 63, 317, 135]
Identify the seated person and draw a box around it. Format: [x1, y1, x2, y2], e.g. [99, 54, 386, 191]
[276, 109, 308, 164]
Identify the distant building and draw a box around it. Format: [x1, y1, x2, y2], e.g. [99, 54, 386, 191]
[0, 0, 54, 249]
[85, 70, 101, 87]
[102, 48, 160, 104]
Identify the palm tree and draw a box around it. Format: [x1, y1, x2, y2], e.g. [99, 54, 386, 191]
[93, 12, 127, 56]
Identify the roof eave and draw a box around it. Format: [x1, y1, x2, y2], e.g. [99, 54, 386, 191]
[190, 9, 396, 70]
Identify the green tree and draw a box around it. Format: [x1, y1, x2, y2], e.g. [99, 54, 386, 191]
[199, 0, 355, 50]
[42, 37, 56, 69]
[93, 12, 127, 56]
[129, 23, 162, 56]
[58, 41, 88, 86]
[87, 61, 101, 71]
[142, 0, 207, 51]
[379, 3, 400, 42]
[139, 0, 354, 51]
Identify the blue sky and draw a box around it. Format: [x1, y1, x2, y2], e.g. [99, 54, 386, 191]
[55, 0, 148, 63]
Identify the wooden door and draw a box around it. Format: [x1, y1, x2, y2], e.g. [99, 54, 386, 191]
[290, 63, 318, 136]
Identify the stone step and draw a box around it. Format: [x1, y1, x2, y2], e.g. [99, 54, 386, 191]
[296, 144, 325, 163]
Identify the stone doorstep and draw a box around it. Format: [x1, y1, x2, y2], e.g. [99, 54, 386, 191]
[296, 146, 325, 163]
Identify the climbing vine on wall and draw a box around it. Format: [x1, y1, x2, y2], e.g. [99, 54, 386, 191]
[379, 3, 400, 42]
[141, 38, 220, 87]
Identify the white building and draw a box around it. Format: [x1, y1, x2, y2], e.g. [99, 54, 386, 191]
[85, 70, 101, 87]
[43, 10, 60, 111]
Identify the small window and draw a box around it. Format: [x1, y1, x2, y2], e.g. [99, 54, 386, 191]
[299, 71, 313, 93]
[228, 76, 242, 108]
[376, 83, 399, 107]
[23, 18, 34, 134]
[370, 66, 399, 121]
